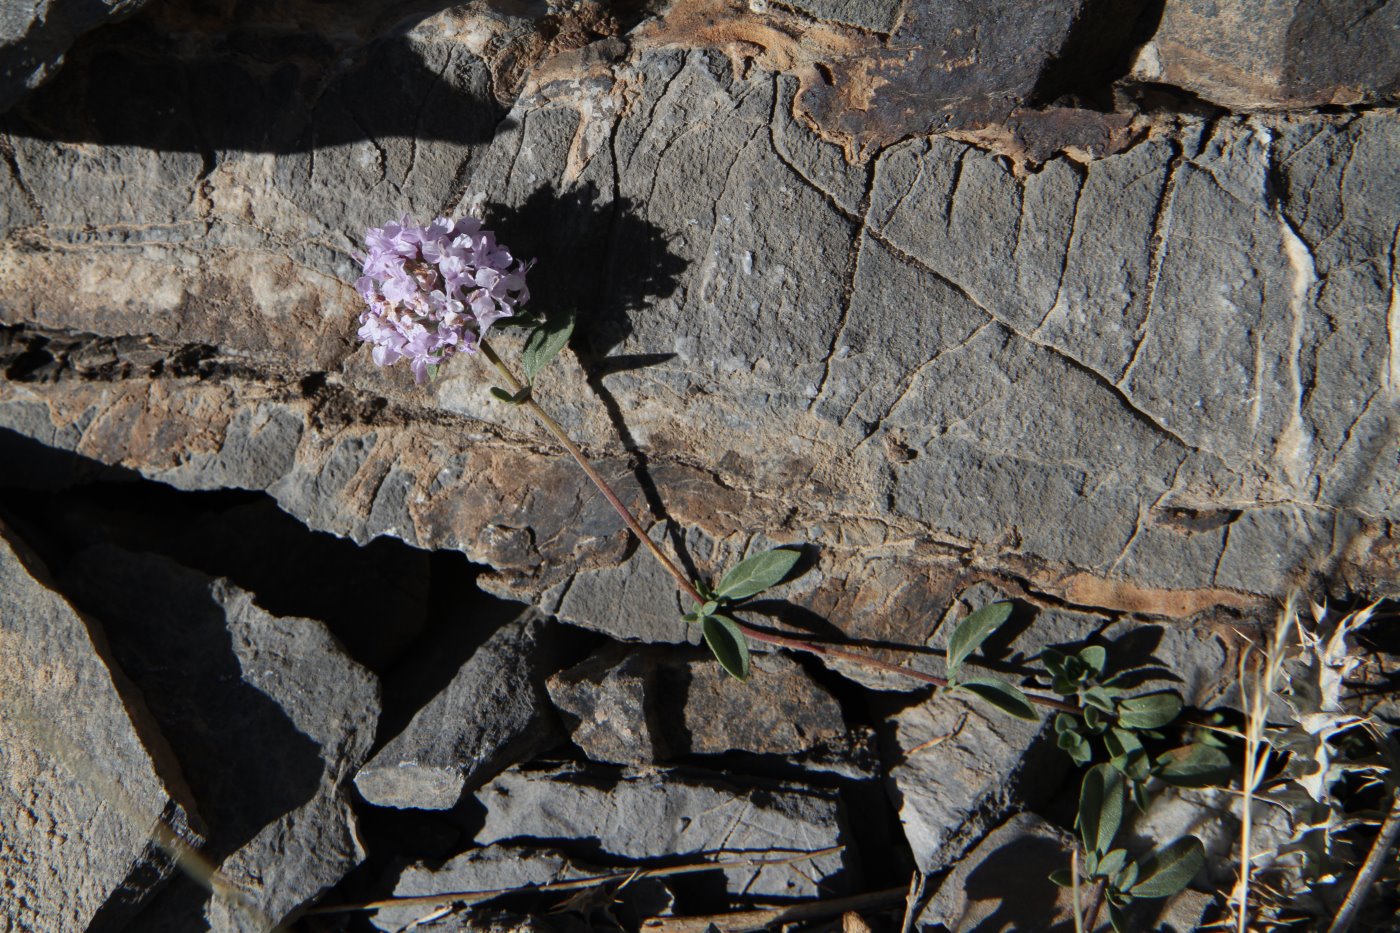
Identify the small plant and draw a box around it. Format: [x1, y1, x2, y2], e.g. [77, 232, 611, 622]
[682, 547, 803, 681]
[1052, 763, 1206, 932]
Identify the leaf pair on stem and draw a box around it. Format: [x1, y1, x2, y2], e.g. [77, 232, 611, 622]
[683, 548, 802, 681]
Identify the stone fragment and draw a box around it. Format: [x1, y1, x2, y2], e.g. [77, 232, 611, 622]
[355, 612, 562, 810]
[371, 844, 673, 933]
[0, 0, 154, 113]
[0, 522, 202, 931]
[918, 812, 1078, 932]
[547, 645, 846, 764]
[473, 766, 851, 899]
[883, 692, 1065, 872]
[58, 544, 380, 932]
[1129, 0, 1400, 110]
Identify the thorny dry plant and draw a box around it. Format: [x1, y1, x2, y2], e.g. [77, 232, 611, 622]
[1221, 598, 1397, 932]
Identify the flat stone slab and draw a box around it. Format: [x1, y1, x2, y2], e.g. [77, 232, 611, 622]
[884, 691, 1064, 872]
[59, 544, 380, 932]
[473, 765, 851, 899]
[547, 645, 847, 764]
[0, 521, 201, 931]
[355, 611, 561, 811]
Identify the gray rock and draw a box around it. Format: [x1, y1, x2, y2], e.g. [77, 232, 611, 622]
[0, 0, 152, 113]
[547, 645, 846, 764]
[58, 544, 380, 932]
[920, 808, 1213, 932]
[0, 522, 202, 931]
[918, 812, 1078, 932]
[372, 846, 583, 933]
[371, 844, 673, 933]
[1129, 0, 1400, 110]
[355, 612, 562, 810]
[0, 1, 1396, 656]
[473, 766, 851, 899]
[884, 692, 1065, 872]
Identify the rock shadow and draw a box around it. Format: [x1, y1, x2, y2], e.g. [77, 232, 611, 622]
[485, 182, 691, 566]
[0, 2, 509, 153]
[55, 543, 326, 927]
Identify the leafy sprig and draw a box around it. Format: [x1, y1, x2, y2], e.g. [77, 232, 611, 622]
[683, 548, 803, 681]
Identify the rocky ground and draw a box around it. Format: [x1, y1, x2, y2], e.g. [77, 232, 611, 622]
[1, 0, 1398, 931]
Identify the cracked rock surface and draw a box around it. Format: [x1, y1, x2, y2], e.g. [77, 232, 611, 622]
[0, 0, 1397, 930]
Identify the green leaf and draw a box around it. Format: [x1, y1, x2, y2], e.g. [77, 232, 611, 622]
[1055, 713, 1078, 734]
[1108, 903, 1129, 933]
[700, 601, 718, 616]
[1040, 648, 1070, 680]
[1060, 731, 1092, 765]
[946, 602, 1013, 677]
[702, 614, 751, 681]
[1084, 704, 1106, 733]
[1111, 748, 1152, 782]
[1116, 692, 1183, 730]
[1104, 727, 1143, 761]
[695, 579, 715, 600]
[957, 678, 1037, 721]
[1083, 686, 1118, 714]
[1113, 860, 1139, 894]
[1098, 848, 1128, 879]
[1078, 764, 1125, 856]
[1130, 837, 1205, 899]
[714, 548, 802, 600]
[1078, 645, 1108, 675]
[488, 385, 531, 404]
[1154, 744, 1232, 788]
[427, 363, 441, 381]
[520, 310, 575, 382]
[682, 612, 700, 623]
[1049, 868, 1074, 888]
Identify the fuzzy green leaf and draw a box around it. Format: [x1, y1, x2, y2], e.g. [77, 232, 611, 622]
[1049, 868, 1074, 888]
[1116, 692, 1183, 730]
[1040, 647, 1070, 680]
[520, 310, 575, 382]
[427, 363, 441, 381]
[1108, 903, 1129, 933]
[958, 678, 1038, 721]
[1130, 837, 1204, 899]
[946, 602, 1013, 677]
[700, 600, 718, 616]
[1097, 848, 1128, 879]
[1105, 727, 1143, 760]
[1059, 730, 1093, 765]
[714, 548, 802, 600]
[1078, 764, 1125, 857]
[702, 614, 750, 682]
[1155, 744, 1232, 788]
[1078, 645, 1108, 675]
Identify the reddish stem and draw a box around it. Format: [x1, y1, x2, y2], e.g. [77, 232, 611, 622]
[478, 340, 1080, 715]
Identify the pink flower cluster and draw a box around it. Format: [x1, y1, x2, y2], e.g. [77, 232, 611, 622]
[355, 215, 531, 383]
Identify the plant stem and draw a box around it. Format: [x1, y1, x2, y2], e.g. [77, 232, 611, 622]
[1327, 785, 1400, 933]
[479, 340, 703, 604]
[1080, 878, 1106, 933]
[477, 339, 1081, 715]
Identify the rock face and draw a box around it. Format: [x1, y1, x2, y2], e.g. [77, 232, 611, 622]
[58, 544, 380, 932]
[0, 522, 201, 931]
[884, 692, 1065, 872]
[0, 0, 152, 113]
[0, 0, 1395, 667]
[1130, 0, 1400, 110]
[355, 612, 561, 811]
[547, 645, 847, 763]
[473, 765, 851, 899]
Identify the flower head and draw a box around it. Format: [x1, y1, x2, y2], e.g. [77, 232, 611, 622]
[354, 214, 531, 383]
